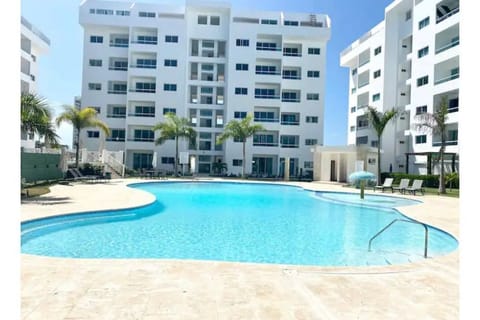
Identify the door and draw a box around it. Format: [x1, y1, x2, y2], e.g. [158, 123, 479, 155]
[330, 160, 337, 181]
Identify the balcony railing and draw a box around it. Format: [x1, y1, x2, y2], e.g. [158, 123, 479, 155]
[281, 97, 300, 103]
[130, 64, 156, 69]
[281, 120, 300, 125]
[128, 112, 155, 117]
[432, 140, 458, 146]
[253, 142, 278, 147]
[106, 137, 125, 142]
[280, 143, 299, 148]
[106, 113, 126, 118]
[255, 94, 280, 99]
[283, 51, 302, 57]
[436, 7, 459, 24]
[107, 89, 127, 94]
[109, 42, 129, 48]
[256, 70, 281, 75]
[282, 75, 301, 80]
[254, 117, 279, 123]
[129, 88, 156, 93]
[109, 66, 128, 71]
[435, 39, 459, 54]
[434, 72, 459, 85]
[256, 45, 281, 51]
[128, 138, 154, 142]
[358, 59, 370, 67]
[131, 40, 157, 45]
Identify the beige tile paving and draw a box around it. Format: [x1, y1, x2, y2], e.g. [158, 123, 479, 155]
[21, 179, 459, 319]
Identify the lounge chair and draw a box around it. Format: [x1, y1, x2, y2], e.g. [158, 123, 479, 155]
[373, 178, 394, 192]
[405, 179, 425, 195]
[392, 178, 410, 194]
[69, 168, 100, 182]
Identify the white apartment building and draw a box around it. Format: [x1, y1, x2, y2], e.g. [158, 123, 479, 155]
[21, 16, 50, 148]
[79, 0, 330, 176]
[340, 0, 459, 175]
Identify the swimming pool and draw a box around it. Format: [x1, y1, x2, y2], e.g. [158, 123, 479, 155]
[21, 182, 458, 266]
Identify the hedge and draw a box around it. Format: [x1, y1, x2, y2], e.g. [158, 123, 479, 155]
[380, 172, 459, 189]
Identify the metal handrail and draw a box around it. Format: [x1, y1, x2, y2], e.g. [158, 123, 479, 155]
[368, 219, 429, 258]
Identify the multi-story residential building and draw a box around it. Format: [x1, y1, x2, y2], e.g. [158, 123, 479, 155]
[78, 0, 330, 176]
[21, 16, 50, 148]
[340, 0, 459, 175]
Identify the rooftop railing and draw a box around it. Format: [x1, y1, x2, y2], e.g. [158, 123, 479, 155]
[21, 16, 50, 45]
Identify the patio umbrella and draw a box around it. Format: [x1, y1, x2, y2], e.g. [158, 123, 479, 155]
[348, 171, 376, 199]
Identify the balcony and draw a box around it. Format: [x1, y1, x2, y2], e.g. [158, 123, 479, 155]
[434, 70, 459, 85]
[108, 89, 127, 95]
[436, 6, 459, 24]
[107, 113, 126, 118]
[127, 137, 154, 142]
[128, 112, 155, 118]
[256, 42, 281, 52]
[432, 140, 457, 146]
[436, 38, 459, 54]
[252, 141, 278, 147]
[129, 88, 156, 93]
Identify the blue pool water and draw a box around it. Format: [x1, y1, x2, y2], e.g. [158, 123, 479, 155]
[21, 182, 458, 266]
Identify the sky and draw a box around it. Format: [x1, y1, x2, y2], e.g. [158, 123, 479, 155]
[20, 0, 393, 148]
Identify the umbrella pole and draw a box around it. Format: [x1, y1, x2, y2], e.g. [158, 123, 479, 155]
[360, 180, 365, 199]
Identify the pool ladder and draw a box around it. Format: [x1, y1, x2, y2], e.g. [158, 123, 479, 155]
[368, 219, 429, 258]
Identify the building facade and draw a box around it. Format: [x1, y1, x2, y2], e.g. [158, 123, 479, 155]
[340, 0, 459, 175]
[79, 0, 330, 176]
[21, 16, 50, 148]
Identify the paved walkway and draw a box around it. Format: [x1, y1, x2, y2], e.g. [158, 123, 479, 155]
[21, 179, 458, 319]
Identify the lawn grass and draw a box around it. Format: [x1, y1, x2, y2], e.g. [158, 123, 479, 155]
[423, 187, 459, 198]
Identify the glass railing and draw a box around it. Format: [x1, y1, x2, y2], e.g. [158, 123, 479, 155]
[109, 41, 129, 48]
[280, 143, 299, 148]
[255, 94, 280, 99]
[129, 88, 156, 93]
[434, 72, 459, 85]
[107, 90, 127, 94]
[281, 120, 300, 125]
[109, 66, 128, 71]
[128, 138, 154, 142]
[435, 39, 459, 54]
[256, 70, 281, 75]
[282, 75, 301, 80]
[281, 97, 300, 102]
[283, 51, 302, 57]
[106, 113, 126, 118]
[254, 118, 279, 122]
[130, 64, 156, 69]
[106, 137, 125, 142]
[128, 113, 155, 117]
[432, 140, 458, 146]
[253, 142, 278, 147]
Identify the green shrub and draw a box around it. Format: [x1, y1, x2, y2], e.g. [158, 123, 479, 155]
[381, 172, 459, 189]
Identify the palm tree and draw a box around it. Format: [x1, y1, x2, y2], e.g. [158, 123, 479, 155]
[366, 106, 398, 180]
[415, 96, 449, 194]
[21, 92, 60, 147]
[153, 112, 196, 175]
[216, 114, 264, 178]
[56, 105, 110, 168]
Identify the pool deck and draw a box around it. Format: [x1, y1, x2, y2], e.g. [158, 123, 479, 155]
[21, 179, 459, 319]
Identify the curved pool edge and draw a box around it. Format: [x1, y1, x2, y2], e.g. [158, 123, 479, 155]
[21, 178, 459, 267]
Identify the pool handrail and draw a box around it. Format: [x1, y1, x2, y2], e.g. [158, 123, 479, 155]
[368, 219, 429, 258]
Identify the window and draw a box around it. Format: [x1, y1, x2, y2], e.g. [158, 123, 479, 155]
[368, 158, 376, 164]
[350, 126, 356, 132]
[87, 131, 100, 138]
[161, 157, 175, 164]
[109, 129, 125, 141]
[306, 116, 318, 123]
[135, 82, 155, 93]
[139, 11, 155, 18]
[90, 36, 103, 43]
[236, 63, 248, 71]
[352, 68, 357, 76]
[374, 46, 382, 55]
[163, 108, 176, 115]
[415, 135, 427, 144]
[236, 39, 249, 46]
[89, 8, 95, 14]
[406, 10, 412, 21]
[419, 17, 430, 29]
[164, 59, 178, 67]
[308, 48, 320, 55]
[306, 93, 319, 101]
[116, 10, 130, 16]
[232, 159, 243, 166]
[372, 93, 380, 101]
[163, 84, 177, 91]
[88, 83, 101, 90]
[234, 111, 247, 119]
[210, 16, 220, 25]
[91, 107, 101, 114]
[373, 70, 381, 78]
[261, 19, 277, 25]
[416, 105, 428, 115]
[233, 137, 243, 142]
[198, 15, 208, 24]
[356, 136, 368, 145]
[350, 106, 356, 113]
[305, 139, 317, 145]
[235, 87, 248, 95]
[284, 20, 299, 26]
[165, 35, 178, 43]
[136, 59, 156, 68]
[134, 106, 155, 117]
[89, 59, 102, 67]
[307, 70, 320, 78]
[304, 161, 314, 169]
[96, 9, 113, 15]
[418, 46, 429, 58]
[417, 75, 429, 87]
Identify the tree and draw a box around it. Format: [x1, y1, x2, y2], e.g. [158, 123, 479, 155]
[366, 106, 398, 181]
[212, 161, 227, 176]
[153, 113, 196, 175]
[216, 114, 264, 178]
[21, 92, 60, 147]
[415, 96, 449, 194]
[56, 105, 110, 168]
